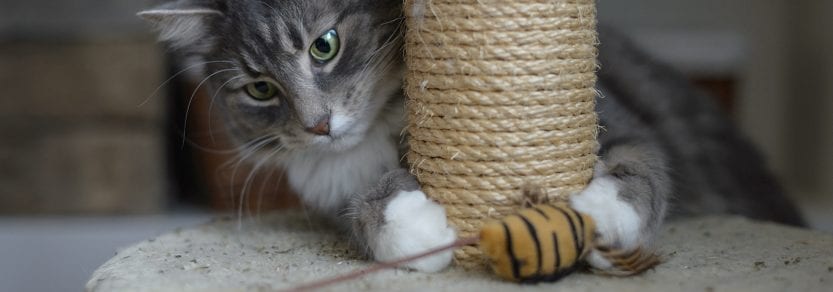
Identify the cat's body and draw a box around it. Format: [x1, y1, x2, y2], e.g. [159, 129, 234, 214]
[141, 0, 803, 273]
[596, 30, 804, 226]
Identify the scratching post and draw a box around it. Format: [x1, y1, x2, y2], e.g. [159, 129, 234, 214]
[403, 0, 600, 265]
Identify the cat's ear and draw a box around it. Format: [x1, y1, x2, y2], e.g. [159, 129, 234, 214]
[137, 0, 224, 51]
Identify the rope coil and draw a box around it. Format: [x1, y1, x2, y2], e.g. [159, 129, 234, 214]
[404, 0, 599, 266]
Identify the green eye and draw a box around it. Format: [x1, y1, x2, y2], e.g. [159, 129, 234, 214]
[310, 29, 340, 62]
[245, 81, 279, 101]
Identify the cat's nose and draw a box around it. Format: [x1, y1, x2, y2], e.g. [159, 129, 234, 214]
[306, 115, 330, 136]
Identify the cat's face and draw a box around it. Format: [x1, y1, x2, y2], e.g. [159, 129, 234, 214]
[142, 0, 404, 154]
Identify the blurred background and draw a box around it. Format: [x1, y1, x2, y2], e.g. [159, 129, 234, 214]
[1, 0, 831, 290]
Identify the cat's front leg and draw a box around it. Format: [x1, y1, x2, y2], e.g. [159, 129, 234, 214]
[348, 169, 456, 272]
[570, 143, 670, 274]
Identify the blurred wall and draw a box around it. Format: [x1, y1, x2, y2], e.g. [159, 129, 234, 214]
[785, 0, 833, 229]
[599, 0, 791, 180]
[786, 1, 833, 199]
[0, 0, 168, 213]
[0, 1, 155, 39]
[598, 0, 833, 214]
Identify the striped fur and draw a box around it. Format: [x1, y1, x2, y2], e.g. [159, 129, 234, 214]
[592, 246, 661, 276]
[479, 203, 596, 283]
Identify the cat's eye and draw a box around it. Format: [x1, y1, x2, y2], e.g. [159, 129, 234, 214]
[245, 81, 279, 101]
[309, 29, 340, 63]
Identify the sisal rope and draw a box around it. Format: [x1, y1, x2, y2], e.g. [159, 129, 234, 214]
[403, 0, 599, 266]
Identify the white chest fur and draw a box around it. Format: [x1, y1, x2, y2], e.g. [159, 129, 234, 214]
[282, 123, 400, 213]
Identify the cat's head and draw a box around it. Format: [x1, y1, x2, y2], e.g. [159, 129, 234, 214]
[140, 0, 405, 155]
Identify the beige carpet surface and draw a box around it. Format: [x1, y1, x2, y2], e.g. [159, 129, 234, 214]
[87, 212, 833, 292]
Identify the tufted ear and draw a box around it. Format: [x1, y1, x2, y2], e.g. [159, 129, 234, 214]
[137, 0, 223, 51]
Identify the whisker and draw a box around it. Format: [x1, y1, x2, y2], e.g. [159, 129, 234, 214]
[138, 60, 236, 108]
[179, 130, 251, 154]
[357, 22, 403, 83]
[208, 74, 246, 144]
[225, 135, 280, 229]
[218, 135, 274, 175]
[254, 164, 279, 222]
[239, 152, 271, 223]
[258, 0, 277, 12]
[166, 116, 249, 154]
[181, 68, 242, 148]
[255, 144, 288, 221]
[238, 143, 285, 225]
[257, 159, 286, 217]
[219, 135, 279, 168]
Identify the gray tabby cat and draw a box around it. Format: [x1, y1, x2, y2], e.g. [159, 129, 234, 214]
[139, 0, 804, 273]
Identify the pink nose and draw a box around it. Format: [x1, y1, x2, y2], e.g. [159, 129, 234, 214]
[306, 116, 330, 136]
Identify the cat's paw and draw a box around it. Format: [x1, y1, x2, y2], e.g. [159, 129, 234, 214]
[372, 190, 456, 272]
[570, 173, 642, 269]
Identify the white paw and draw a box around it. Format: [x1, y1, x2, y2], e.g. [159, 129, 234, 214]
[372, 190, 456, 272]
[586, 249, 614, 270]
[570, 175, 642, 251]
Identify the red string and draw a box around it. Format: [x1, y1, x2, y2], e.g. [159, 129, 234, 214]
[281, 236, 480, 292]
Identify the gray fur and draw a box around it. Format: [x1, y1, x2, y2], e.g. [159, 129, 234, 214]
[597, 29, 804, 226]
[140, 0, 804, 266]
[140, 0, 413, 259]
[595, 110, 671, 245]
[138, 0, 224, 53]
[347, 169, 421, 256]
[141, 0, 404, 156]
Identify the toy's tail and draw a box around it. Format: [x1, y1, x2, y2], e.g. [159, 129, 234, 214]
[591, 246, 662, 276]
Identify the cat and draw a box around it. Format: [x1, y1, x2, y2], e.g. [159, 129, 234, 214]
[139, 0, 804, 273]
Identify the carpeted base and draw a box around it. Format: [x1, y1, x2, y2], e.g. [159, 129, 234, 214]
[87, 212, 833, 292]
